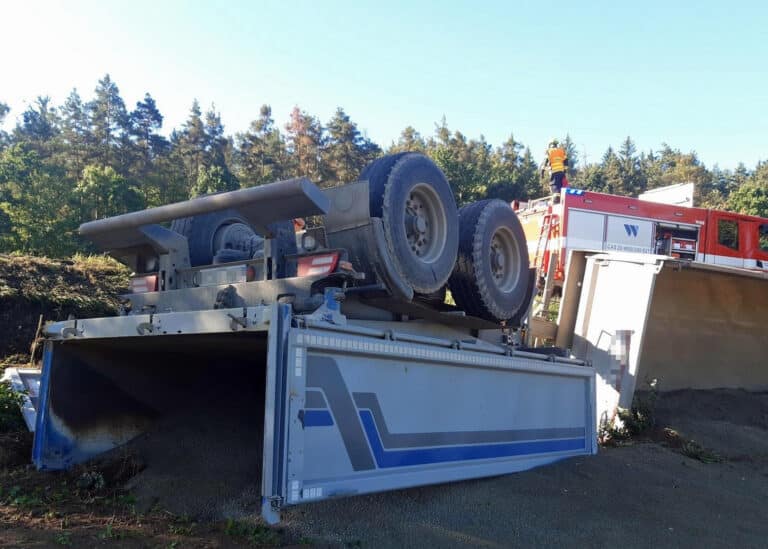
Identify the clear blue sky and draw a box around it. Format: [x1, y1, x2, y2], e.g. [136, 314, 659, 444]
[2, 0, 766, 169]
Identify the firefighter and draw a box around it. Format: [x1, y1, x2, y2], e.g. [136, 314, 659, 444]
[541, 139, 569, 198]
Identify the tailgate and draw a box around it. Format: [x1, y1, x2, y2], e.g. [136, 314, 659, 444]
[264, 321, 596, 522]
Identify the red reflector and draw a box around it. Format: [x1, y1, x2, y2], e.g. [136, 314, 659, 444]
[298, 253, 339, 277]
[130, 274, 158, 293]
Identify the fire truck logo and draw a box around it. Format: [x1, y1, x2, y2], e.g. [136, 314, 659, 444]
[623, 224, 639, 237]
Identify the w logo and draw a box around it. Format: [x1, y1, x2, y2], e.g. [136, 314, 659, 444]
[624, 224, 639, 237]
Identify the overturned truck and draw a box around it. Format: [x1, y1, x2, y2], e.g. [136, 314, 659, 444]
[32, 153, 596, 523]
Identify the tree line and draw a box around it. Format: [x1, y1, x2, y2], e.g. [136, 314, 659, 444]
[1, 74, 766, 257]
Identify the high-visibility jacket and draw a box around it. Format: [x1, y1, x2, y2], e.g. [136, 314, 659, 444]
[547, 147, 567, 173]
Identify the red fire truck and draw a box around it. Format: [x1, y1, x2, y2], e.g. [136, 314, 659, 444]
[516, 188, 768, 288]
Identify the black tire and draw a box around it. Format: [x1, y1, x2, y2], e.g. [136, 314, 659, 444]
[448, 199, 530, 323]
[171, 209, 252, 267]
[213, 249, 251, 264]
[171, 209, 296, 277]
[364, 153, 459, 294]
[360, 152, 409, 217]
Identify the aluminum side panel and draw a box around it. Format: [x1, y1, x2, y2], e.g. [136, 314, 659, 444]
[281, 329, 595, 506]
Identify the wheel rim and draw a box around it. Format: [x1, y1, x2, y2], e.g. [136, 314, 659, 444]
[404, 183, 447, 264]
[489, 226, 520, 293]
[212, 221, 256, 254]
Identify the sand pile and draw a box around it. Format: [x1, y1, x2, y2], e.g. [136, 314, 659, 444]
[102, 382, 265, 520]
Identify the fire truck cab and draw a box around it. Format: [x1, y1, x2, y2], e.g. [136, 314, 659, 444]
[517, 188, 768, 287]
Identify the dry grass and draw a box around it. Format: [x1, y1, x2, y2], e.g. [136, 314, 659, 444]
[0, 253, 129, 305]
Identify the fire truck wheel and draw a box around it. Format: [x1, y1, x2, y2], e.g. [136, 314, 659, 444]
[365, 153, 459, 294]
[171, 210, 297, 277]
[448, 199, 530, 323]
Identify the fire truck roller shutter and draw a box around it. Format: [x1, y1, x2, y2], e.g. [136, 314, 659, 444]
[449, 200, 531, 323]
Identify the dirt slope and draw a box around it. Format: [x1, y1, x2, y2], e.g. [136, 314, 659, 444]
[0, 254, 128, 364]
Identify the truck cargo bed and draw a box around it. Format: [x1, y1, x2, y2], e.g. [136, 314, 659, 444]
[34, 305, 596, 523]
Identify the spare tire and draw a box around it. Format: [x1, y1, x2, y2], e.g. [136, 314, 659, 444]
[448, 199, 530, 323]
[171, 209, 296, 277]
[171, 209, 255, 267]
[364, 153, 459, 294]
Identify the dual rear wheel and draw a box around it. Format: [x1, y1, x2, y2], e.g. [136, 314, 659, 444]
[362, 154, 530, 323]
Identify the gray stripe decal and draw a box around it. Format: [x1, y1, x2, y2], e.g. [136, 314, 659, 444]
[306, 357, 376, 471]
[353, 392, 585, 449]
[304, 390, 327, 409]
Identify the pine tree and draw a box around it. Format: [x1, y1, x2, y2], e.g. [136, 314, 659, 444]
[60, 89, 91, 178]
[618, 136, 645, 195]
[487, 134, 530, 201]
[561, 134, 579, 178]
[172, 100, 206, 196]
[640, 150, 662, 190]
[130, 94, 166, 168]
[322, 108, 381, 185]
[202, 105, 237, 192]
[236, 105, 289, 187]
[128, 93, 173, 205]
[87, 75, 129, 168]
[520, 148, 543, 198]
[389, 126, 426, 153]
[425, 119, 495, 204]
[13, 97, 60, 156]
[0, 102, 10, 149]
[285, 106, 324, 183]
[601, 146, 623, 194]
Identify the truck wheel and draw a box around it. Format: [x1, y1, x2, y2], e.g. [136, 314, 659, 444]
[171, 210, 255, 267]
[171, 210, 297, 277]
[365, 153, 459, 294]
[360, 152, 409, 213]
[448, 200, 530, 322]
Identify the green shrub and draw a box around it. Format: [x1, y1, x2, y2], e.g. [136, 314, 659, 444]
[0, 380, 25, 432]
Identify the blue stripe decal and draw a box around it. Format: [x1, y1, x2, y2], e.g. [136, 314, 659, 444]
[304, 410, 335, 427]
[359, 410, 585, 468]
